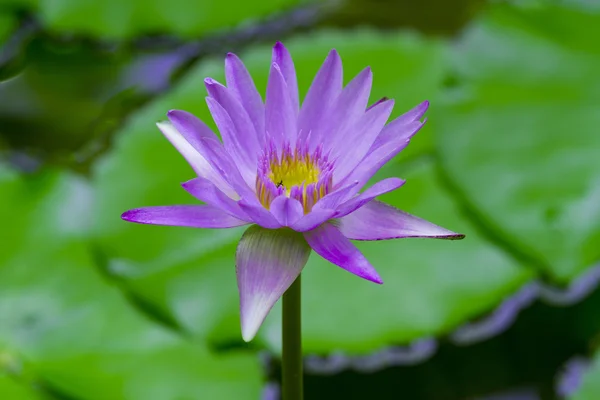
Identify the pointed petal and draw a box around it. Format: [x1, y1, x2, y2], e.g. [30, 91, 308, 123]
[238, 199, 282, 229]
[313, 180, 359, 211]
[304, 223, 382, 284]
[338, 200, 465, 241]
[333, 99, 395, 180]
[156, 120, 235, 198]
[338, 120, 425, 189]
[182, 177, 249, 220]
[121, 205, 249, 228]
[269, 195, 303, 226]
[266, 62, 297, 147]
[291, 208, 336, 232]
[167, 109, 220, 143]
[366, 96, 389, 111]
[322, 67, 373, 152]
[205, 97, 256, 186]
[196, 135, 256, 201]
[335, 177, 406, 218]
[298, 49, 342, 147]
[372, 100, 429, 150]
[236, 225, 311, 341]
[225, 52, 265, 142]
[205, 77, 261, 157]
[272, 42, 299, 113]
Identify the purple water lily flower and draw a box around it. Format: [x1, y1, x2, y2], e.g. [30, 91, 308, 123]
[122, 42, 464, 341]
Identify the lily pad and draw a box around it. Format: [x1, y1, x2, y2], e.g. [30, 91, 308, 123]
[0, 375, 45, 399]
[435, 3, 600, 282]
[92, 30, 453, 348]
[0, 14, 16, 45]
[0, 165, 262, 399]
[2, 0, 305, 39]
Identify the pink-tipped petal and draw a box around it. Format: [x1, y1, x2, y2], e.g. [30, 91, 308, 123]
[269, 195, 303, 226]
[121, 205, 249, 228]
[304, 223, 383, 284]
[205, 97, 256, 186]
[266, 63, 298, 148]
[335, 177, 406, 217]
[182, 177, 249, 221]
[236, 225, 311, 341]
[272, 42, 299, 112]
[225, 52, 265, 142]
[156, 120, 235, 199]
[298, 49, 343, 147]
[238, 199, 282, 229]
[338, 200, 465, 241]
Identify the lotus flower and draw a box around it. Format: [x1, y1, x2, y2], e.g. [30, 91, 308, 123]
[122, 42, 464, 341]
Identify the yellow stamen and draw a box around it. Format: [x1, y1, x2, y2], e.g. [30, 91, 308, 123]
[269, 153, 320, 195]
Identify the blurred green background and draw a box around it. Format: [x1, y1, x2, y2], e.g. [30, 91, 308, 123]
[1, 0, 600, 399]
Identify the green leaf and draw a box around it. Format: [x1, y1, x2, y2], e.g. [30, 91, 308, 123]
[2, 0, 307, 39]
[92, 30, 452, 349]
[37, 346, 261, 400]
[0, 14, 16, 45]
[0, 375, 46, 400]
[435, 3, 600, 282]
[0, 165, 262, 399]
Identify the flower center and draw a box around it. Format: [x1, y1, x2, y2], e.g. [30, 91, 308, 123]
[256, 142, 333, 212]
[268, 155, 320, 196]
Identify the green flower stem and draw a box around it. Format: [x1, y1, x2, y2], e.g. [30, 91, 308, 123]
[282, 274, 303, 400]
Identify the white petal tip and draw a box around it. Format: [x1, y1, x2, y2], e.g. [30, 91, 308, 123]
[241, 320, 261, 342]
[242, 332, 255, 342]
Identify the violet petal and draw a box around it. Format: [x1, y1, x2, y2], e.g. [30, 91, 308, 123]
[335, 177, 406, 217]
[182, 177, 250, 221]
[196, 136, 256, 201]
[313, 180, 359, 210]
[269, 195, 303, 226]
[205, 96, 257, 186]
[238, 199, 282, 229]
[371, 100, 429, 151]
[272, 42, 299, 113]
[297, 49, 343, 149]
[304, 223, 383, 284]
[121, 205, 249, 228]
[333, 99, 395, 180]
[291, 208, 337, 232]
[338, 120, 425, 189]
[156, 120, 235, 199]
[321, 67, 373, 152]
[266, 62, 298, 149]
[205, 77, 261, 160]
[225, 52, 265, 143]
[338, 200, 465, 241]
